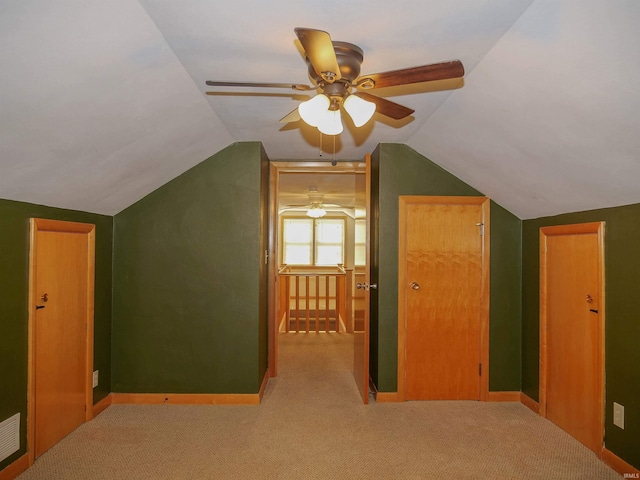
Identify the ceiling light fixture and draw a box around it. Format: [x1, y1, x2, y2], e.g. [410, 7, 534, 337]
[343, 94, 376, 127]
[317, 107, 343, 136]
[298, 93, 375, 135]
[298, 94, 330, 127]
[306, 204, 327, 218]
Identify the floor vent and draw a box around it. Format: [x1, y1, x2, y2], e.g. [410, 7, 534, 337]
[0, 413, 20, 463]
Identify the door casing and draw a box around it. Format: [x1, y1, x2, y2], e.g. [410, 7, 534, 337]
[397, 196, 490, 401]
[28, 218, 95, 464]
[268, 161, 368, 381]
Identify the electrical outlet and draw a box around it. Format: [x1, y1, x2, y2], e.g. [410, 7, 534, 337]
[613, 402, 624, 429]
[92, 370, 99, 388]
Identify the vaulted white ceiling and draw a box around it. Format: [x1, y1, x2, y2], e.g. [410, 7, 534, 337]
[1, 1, 639, 218]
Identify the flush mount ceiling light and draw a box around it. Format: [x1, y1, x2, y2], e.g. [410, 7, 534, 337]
[206, 28, 465, 137]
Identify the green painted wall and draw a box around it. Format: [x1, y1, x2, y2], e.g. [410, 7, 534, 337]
[373, 143, 522, 393]
[490, 202, 523, 390]
[522, 203, 640, 469]
[112, 142, 268, 394]
[0, 199, 112, 470]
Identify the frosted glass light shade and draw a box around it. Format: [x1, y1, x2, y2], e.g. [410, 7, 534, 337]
[343, 94, 376, 127]
[306, 206, 326, 218]
[298, 94, 330, 127]
[317, 109, 343, 135]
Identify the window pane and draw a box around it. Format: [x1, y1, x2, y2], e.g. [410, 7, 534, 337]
[283, 218, 313, 265]
[355, 220, 366, 243]
[315, 219, 344, 266]
[316, 246, 343, 266]
[316, 220, 343, 243]
[354, 219, 366, 266]
[285, 245, 312, 265]
[284, 219, 312, 243]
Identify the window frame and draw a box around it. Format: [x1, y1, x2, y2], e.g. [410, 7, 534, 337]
[280, 215, 346, 267]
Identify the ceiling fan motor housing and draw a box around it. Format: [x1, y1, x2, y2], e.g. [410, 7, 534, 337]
[307, 41, 364, 95]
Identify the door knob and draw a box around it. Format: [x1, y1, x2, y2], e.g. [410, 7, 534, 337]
[41, 293, 49, 302]
[410, 282, 420, 290]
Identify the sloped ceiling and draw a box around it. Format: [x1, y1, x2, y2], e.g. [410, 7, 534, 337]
[1, 1, 639, 218]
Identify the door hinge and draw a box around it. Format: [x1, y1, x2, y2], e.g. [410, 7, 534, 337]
[475, 223, 484, 236]
[479, 363, 482, 376]
[264, 249, 269, 265]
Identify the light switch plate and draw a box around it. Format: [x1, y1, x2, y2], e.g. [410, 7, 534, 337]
[92, 370, 99, 388]
[613, 402, 624, 429]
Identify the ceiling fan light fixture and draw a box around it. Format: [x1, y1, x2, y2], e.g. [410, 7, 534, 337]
[207, 29, 465, 137]
[298, 94, 330, 127]
[343, 94, 376, 127]
[306, 206, 327, 218]
[317, 108, 343, 135]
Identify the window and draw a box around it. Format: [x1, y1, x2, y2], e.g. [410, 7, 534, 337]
[282, 217, 345, 266]
[315, 219, 344, 265]
[283, 218, 313, 265]
[354, 219, 366, 266]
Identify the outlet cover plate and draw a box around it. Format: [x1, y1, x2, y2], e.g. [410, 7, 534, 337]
[93, 370, 99, 388]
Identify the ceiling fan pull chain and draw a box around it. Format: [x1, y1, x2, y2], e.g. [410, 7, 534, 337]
[333, 135, 336, 163]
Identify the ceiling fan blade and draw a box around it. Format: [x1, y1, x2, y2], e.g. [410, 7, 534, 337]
[280, 108, 301, 123]
[294, 28, 341, 83]
[354, 92, 415, 120]
[206, 80, 313, 91]
[356, 60, 464, 89]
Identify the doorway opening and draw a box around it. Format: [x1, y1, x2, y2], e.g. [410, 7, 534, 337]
[268, 160, 367, 399]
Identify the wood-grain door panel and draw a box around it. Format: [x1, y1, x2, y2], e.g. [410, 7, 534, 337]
[399, 197, 490, 401]
[29, 219, 95, 460]
[353, 154, 370, 404]
[35, 231, 88, 456]
[541, 223, 604, 453]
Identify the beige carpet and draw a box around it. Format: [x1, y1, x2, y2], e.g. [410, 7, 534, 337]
[18, 333, 621, 479]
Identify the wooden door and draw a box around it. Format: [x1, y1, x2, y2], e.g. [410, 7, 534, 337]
[353, 154, 371, 404]
[399, 196, 490, 401]
[29, 219, 95, 459]
[540, 223, 604, 453]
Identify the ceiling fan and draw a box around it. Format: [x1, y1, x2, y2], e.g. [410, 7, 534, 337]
[206, 27, 464, 135]
[282, 187, 342, 218]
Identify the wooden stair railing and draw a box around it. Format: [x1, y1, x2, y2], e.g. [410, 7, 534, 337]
[278, 266, 352, 333]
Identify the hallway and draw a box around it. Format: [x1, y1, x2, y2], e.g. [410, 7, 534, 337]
[271, 332, 361, 405]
